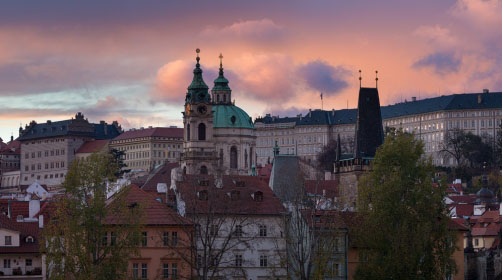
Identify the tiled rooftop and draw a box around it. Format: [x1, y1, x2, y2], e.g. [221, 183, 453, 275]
[112, 127, 183, 141]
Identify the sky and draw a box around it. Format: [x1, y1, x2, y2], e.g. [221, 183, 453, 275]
[1, 0, 502, 141]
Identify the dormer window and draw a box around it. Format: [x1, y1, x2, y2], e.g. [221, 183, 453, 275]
[254, 191, 263, 202]
[17, 215, 23, 221]
[231, 191, 240, 201]
[25, 236, 35, 243]
[198, 190, 208, 200]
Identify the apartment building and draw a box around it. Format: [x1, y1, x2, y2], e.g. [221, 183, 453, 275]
[109, 127, 183, 173]
[255, 91, 502, 167]
[0, 139, 20, 188]
[18, 113, 122, 187]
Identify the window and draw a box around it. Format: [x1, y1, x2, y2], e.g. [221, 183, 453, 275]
[235, 225, 243, 237]
[142, 232, 148, 246]
[187, 124, 191, 141]
[200, 165, 208, 175]
[163, 263, 169, 278]
[474, 238, 479, 246]
[111, 232, 116, 246]
[210, 225, 218, 236]
[26, 259, 32, 267]
[198, 123, 206, 141]
[260, 255, 268, 267]
[235, 254, 243, 267]
[171, 232, 178, 246]
[163, 232, 169, 246]
[102, 232, 108, 246]
[259, 225, 267, 237]
[132, 263, 139, 278]
[172, 263, 178, 279]
[5, 235, 12, 245]
[4, 259, 10, 268]
[230, 146, 238, 169]
[141, 263, 148, 279]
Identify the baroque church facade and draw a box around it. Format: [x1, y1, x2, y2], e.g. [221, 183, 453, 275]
[181, 50, 256, 176]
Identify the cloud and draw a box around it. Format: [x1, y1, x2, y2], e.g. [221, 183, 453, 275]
[153, 60, 194, 103]
[413, 52, 462, 76]
[414, 25, 458, 49]
[201, 19, 285, 42]
[450, 0, 502, 27]
[296, 60, 350, 96]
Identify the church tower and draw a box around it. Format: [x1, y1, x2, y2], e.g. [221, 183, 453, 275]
[212, 53, 232, 105]
[181, 49, 218, 175]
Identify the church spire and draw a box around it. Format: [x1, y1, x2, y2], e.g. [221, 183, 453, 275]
[212, 53, 231, 104]
[186, 48, 210, 105]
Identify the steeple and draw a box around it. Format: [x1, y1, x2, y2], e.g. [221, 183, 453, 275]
[186, 48, 210, 105]
[212, 53, 232, 104]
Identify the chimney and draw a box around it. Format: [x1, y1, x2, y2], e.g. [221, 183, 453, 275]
[483, 89, 489, 94]
[29, 199, 40, 219]
[10, 135, 13, 142]
[478, 94, 482, 104]
[47, 120, 51, 124]
[100, 120, 105, 125]
[412, 96, 417, 102]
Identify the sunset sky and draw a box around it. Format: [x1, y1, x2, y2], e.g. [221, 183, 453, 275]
[1, 0, 501, 141]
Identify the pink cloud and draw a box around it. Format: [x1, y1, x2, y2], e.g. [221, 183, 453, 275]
[450, 0, 502, 27]
[153, 59, 193, 103]
[201, 19, 285, 42]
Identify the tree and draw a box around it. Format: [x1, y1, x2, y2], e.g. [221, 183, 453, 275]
[171, 174, 287, 280]
[441, 128, 494, 168]
[496, 123, 502, 167]
[109, 148, 130, 176]
[42, 153, 143, 280]
[317, 139, 338, 171]
[440, 128, 465, 167]
[355, 131, 457, 280]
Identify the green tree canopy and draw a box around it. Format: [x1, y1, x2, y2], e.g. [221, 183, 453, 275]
[42, 153, 143, 280]
[355, 131, 457, 280]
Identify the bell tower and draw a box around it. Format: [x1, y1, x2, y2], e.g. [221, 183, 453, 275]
[181, 49, 217, 175]
[211, 53, 232, 104]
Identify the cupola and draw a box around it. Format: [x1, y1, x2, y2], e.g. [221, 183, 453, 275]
[186, 48, 210, 105]
[212, 53, 232, 104]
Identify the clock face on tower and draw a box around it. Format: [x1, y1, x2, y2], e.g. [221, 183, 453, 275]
[197, 105, 207, 115]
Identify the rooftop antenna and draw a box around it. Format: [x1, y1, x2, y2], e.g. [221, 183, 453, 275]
[358, 70, 362, 88]
[375, 70, 378, 88]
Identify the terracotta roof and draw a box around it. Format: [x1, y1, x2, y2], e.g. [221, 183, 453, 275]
[177, 175, 286, 216]
[0, 140, 20, 155]
[302, 209, 347, 229]
[448, 195, 476, 204]
[447, 183, 463, 194]
[449, 218, 469, 231]
[112, 127, 183, 141]
[76, 139, 109, 154]
[105, 184, 191, 226]
[0, 214, 40, 254]
[454, 204, 474, 217]
[472, 223, 500, 236]
[305, 180, 339, 198]
[141, 162, 178, 192]
[9, 201, 29, 219]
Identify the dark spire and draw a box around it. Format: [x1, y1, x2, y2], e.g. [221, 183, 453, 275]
[186, 48, 210, 104]
[353, 87, 384, 158]
[375, 70, 379, 88]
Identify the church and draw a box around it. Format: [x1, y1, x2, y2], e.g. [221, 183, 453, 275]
[180, 49, 256, 176]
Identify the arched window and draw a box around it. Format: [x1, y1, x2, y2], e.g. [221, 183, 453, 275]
[223, 95, 227, 103]
[187, 124, 190, 141]
[183, 166, 187, 175]
[249, 147, 253, 167]
[200, 165, 208, 175]
[198, 123, 206, 141]
[230, 146, 238, 169]
[244, 149, 248, 168]
[217, 95, 220, 102]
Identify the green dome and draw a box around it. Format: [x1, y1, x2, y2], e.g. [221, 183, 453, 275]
[213, 105, 254, 129]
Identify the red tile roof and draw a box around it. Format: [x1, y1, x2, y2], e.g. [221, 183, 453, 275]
[0, 214, 40, 254]
[0, 140, 20, 155]
[141, 162, 179, 192]
[305, 180, 339, 198]
[449, 218, 469, 231]
[448, 194, 476, 204]
[454, 204, 474, 217]
[9, 201, 29, 219]
[105, 184, 191, 226]
[112, 127, 183, 141]
[76, 139, 110, 154]
[177, 175, 286, 216]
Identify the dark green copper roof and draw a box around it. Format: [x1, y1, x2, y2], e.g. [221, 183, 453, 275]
[186, 50, 210, 104]
[213, 105, 254, 129]
[212, 62, 231, 91]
